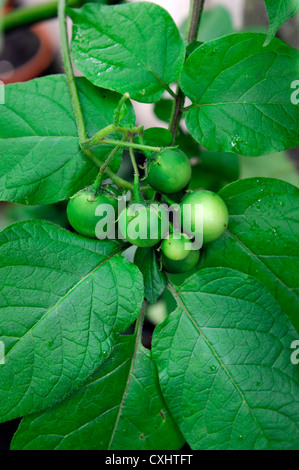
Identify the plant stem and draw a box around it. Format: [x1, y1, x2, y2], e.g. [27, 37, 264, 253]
[168, 0, 206, 143]
[100, 145, 122, 174]
[114, 93, 130, 127]
[169, 89, 185, 142]
[92, 172, 104, 191]
[58, 0, 133, 193]
[58, 0, 87, 144]
[83, 138, 162, 154]
[0, 0, 5, 53]
[92, 145, 121, 191]
[129, 146, 143, 203]
[104, 167, 134, 192]
[186, 0, 206, 43]
[3, 0, 83, 31]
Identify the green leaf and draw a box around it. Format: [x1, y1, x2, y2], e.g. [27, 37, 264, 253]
[239, 151, 299, 188]
[154, 99, 173, 123]
[153, 268, 299, 450]
[133, 127, 173, 160]
[0, 220, 143, 423]
[134, 248, 167, 305]
[265, 0, 299, 45]
[200, 178, 299, 331]
[141, 128, 173, 149]
[68, 3, 185, 103]
[186, 40, 203, 57]
[0, 75, 135, 204]
[11, 335, 184, 450]
[180, 33, 299, 156]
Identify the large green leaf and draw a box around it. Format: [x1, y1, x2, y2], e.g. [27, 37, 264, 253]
[134, 248, 166, 305]
[0, 220, 143, 423]
[68, 3, 185, 103]
[180, 33, 299, 156]
[200, 178, 299, 331]
[265, 0, 299, 44]
[11, 335, 184, 450]
[153, 268, 299, 450]
[0, 75, 135, 204]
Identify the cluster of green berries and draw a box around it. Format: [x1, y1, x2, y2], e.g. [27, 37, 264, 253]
[67, 148, 229, 274]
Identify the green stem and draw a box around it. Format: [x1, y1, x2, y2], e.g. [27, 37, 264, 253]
[86, 124, 117, 146]
[168, 0, 206, 142]
[129, 146, 143, 203]
[3, 0, 83, 31]
[92, 172, 104, 191]
[58, 0, 133, 193]
[83, 138, 162, 154]
[92, 145, 121, 191]
[100, 145, 122, 174]
[164, 85, 177, 99]
[104, 167, 134, 192]
[114, 93, 130, 127]
[58, 0, 87, 144]
[0, 0, 5, 53]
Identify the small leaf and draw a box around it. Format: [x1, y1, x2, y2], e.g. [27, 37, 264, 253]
[0, 75, 135, 204]
[265, 0, 299, 45]
[153, 268, 299, 450]
[154, 99, 173, 123]
[11, 336, 184, 450]
[0, 220, 143, 422]
[181, 33, 299, 156]
[134, 248, 166, 305]
[200, 178, 299, 331]
[68, 3, 185, 103]
[141, 128, 173, 149]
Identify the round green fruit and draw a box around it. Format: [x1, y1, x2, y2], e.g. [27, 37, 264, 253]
[118, 203, 168, 248]
[67, 189, 119, 239]
[161, 233, 192, 261]
[147, 148, 191, 194]
[181, 190, 229, 244]
[162, 249, 200, 274]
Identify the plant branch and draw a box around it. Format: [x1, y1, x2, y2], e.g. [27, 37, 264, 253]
[104, 167, 134, 192]
[82, 137, 162, 154]
[58, 0, 87, 144]
[168, 0, 206, 143]
[2, 0, 83, 31]
[114, 93, 130, 127]
[129, 144, 143, 203]
[0, 0, 5, 53]
[186, 0, 206, 43]
[58, 0, 133, 193]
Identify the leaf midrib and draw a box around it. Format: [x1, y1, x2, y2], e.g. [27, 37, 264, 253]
[3, 246, 124, 361]
[168, 283, 273, 449]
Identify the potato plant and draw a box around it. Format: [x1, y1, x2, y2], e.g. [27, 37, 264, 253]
[0, 0, 299, 451]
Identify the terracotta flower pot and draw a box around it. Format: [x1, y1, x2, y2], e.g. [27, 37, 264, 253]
[0, 2, 55, 84]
